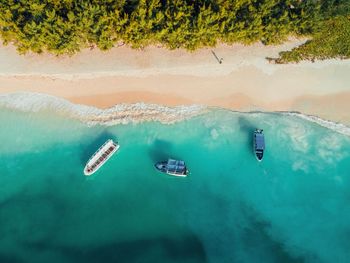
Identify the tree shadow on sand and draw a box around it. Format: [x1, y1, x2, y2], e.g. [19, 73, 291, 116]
[79, 130, 118, 165]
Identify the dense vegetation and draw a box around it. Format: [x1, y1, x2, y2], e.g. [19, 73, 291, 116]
[0, 0, 349, 61]
[275, 15, 350, 63]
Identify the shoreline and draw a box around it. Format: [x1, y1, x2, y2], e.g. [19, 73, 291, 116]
[1, 92, 350, 138]
[1, 66, 350, 126]
[0, 40, 350, 126]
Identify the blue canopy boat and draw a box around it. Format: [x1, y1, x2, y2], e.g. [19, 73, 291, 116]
[155, 159, 188, 177]
[253, 129, 265, 161]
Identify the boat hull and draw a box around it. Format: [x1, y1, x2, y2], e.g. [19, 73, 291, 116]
[84, 140, 119, 176]
[255, 152, 264, 162]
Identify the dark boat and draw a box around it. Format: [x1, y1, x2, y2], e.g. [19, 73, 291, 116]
[155, 159, 188, 177]
[253, 129, 265, 161]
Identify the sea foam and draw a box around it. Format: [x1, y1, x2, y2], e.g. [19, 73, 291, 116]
[283, 112, 350, 137]
[1, 92, 350, 137]
[0, 92, 206, 125]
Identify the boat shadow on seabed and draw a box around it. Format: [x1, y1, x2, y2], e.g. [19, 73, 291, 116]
[148, 139, 178, 163]
[238, 116, 257, 157]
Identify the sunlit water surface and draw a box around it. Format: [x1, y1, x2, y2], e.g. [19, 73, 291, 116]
[1, 109, 350, 263]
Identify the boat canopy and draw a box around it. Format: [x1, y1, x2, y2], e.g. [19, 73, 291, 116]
[167, 159, 186, 173]
[255, 133, 265, 150]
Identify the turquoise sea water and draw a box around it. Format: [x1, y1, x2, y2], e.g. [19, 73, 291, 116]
[1, 107, 350, 263]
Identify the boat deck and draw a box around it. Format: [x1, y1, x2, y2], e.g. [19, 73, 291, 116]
[84, 140, 119, 175]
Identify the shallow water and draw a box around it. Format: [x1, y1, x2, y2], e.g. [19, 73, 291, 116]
[1, 108, 350, 263]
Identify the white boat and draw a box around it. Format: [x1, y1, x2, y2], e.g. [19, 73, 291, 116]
[84, 139, 119, 176]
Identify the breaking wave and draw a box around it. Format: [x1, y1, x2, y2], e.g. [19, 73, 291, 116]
[1, 92, 349, 137]
[283, 112, 350, 137]
[0, 92, 206, 125]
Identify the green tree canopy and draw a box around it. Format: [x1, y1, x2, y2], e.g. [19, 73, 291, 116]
[0, 0, 348, 60]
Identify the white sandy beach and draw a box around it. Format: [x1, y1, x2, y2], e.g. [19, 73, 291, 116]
[0, 39, 350, 125]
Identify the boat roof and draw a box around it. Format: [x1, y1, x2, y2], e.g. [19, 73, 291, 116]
[167, 159, 186, 173]
[255, 133, 265, 150]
